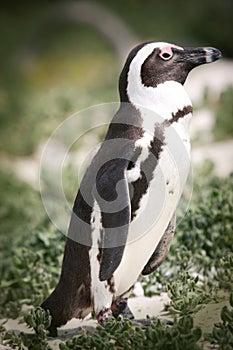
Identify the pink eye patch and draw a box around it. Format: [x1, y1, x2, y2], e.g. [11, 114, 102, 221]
[159, 44, 184, 59]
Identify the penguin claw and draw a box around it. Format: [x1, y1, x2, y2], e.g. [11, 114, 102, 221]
[97, 308, 114, 326]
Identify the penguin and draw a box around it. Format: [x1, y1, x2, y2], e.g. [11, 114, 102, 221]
[41, 41, 221, 334]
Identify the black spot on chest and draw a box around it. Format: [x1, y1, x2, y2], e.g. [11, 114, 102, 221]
[167, 105, 193, 124]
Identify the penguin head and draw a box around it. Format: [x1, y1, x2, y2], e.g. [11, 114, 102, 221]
[119, 42, 221, 103]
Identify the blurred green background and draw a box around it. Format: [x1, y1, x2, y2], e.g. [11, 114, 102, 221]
[0, 0, 232, 156]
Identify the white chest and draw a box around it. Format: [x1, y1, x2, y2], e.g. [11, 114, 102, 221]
[114, 96, 192, 296]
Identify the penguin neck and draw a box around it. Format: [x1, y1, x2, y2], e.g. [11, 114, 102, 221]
[126, 80, 193, 130]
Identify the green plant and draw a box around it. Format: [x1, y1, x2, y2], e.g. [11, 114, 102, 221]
[0, 320, 6, 333]
[2, 307, 52, 350]
[171, 171, 233, 279]
[0, 227, 65, 319]
[2, 331, 25, 350]
[176, 175, 233, 263]
[205, 293, 233, 349]
[0, 170, 46, 238]
[215, 253, 233, 291]
[59, 316, 202, 350]
[165, 271, 216, 316]
[24, 307, 51, 337]
[141, 245, 195, 296]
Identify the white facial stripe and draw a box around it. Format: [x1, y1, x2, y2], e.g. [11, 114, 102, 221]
[126, 42, 191, 119]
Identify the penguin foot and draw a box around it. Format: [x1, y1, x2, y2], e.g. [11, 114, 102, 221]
[111, 298, 127, 317]
[97, 308, 114, 326]
[111, 298, 134, 319]
[122, 305, 134, 319]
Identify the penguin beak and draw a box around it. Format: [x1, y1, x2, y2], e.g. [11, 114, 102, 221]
[201, 47, 222, 63]
[178, 46, 222, 68]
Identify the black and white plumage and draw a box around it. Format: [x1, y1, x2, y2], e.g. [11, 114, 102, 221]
[41, 42, 221, 333]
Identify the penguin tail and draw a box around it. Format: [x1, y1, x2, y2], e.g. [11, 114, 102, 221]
[41, 238, 93, 335]
[41, 285, 72, 336]
[41, 280, 92, 336]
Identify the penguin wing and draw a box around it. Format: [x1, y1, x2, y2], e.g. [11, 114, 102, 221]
[142, 213, 176, 275]
[95, 158, 131, 281]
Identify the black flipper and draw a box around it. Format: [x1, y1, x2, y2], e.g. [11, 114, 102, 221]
[95, 158, 131, 281]
[142, 213, 176, 275]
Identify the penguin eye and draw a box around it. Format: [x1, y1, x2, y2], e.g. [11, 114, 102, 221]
[159, 52, 173, 61]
